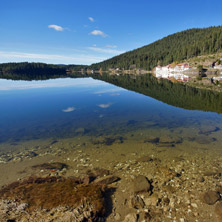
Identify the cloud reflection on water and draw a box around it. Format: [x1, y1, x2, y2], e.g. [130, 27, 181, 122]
[0, 78, 105, 91]
[62, 107, 75, 112]
[93, 88, 124, 94]
[98, 103, 113, 108]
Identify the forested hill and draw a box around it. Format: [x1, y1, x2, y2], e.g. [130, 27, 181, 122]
[90, 26, 222, 71]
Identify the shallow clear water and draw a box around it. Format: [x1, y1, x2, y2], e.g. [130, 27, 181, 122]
[0, 76, 220, 150]
[0, 77, 222, 148]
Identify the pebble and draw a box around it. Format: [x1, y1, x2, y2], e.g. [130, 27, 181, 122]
[191, 203, 198, 208]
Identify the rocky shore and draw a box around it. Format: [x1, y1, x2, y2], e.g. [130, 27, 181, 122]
[0, 128, 222, 221]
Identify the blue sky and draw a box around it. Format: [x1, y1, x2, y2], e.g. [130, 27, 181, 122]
[0, 0, 222, 65]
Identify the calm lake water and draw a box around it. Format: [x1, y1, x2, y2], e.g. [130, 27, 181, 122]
[0, 76, 222, 148]
[1, 75, 222, 222]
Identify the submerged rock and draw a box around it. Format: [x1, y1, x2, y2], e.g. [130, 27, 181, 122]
[50, 140, 58, 145]
[144, 136, 183, 147]
[203, 191, 220, 205]
[144, 137, 160, 144]
[199, 126, 220, 135]
[86, 168, 110, 178]
[133, 175, 151, 194]
[75, 128, 88, 134]
[94, 175, 120, 185]
[32, 162, 68, 171]
[192, 136, 217, 144]
[92, 136, 125, 146]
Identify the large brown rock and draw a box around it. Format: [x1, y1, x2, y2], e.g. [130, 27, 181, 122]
[203, 191, 220, 205]
[93, 175, 120, 185]
[133, 175, 151, 194]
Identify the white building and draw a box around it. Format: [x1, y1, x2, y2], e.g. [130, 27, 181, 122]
[155, 63, 191, 73]
[155, 63, 190, 82]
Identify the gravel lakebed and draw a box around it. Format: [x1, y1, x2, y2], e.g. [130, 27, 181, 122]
[0, 130, 222, 222]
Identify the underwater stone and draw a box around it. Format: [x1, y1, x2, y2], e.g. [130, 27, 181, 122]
[32, 162, 68, 171]
[94, 175, 120, 185]
[199, 126, 220, 135]
[133, 175, 151, 194]
[75, 128, 88, 134]
[203, 191, 220, 205]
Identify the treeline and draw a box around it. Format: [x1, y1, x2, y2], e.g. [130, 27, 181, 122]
[0, 62, 88, 80]
[90, 26, 222, 71]
[0, 62, 67, 79]
[93, 73, 222, 114]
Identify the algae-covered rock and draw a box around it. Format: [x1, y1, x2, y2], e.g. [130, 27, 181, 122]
[0, 176, 106, 221]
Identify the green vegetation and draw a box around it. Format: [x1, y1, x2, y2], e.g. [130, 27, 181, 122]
[90, 26, 222, 70]
[0, 62, 88, 80]
[0, 62, 67, 79]
[93, 73, 222, 113]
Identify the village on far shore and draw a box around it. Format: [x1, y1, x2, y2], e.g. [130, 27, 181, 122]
[80, 54, 222, 89]
[154, 62, 222, 83]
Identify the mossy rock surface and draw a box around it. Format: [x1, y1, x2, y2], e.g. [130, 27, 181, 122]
[0, 176, 105, 216]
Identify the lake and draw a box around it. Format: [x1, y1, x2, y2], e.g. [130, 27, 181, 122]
[0, 74, 222, 221]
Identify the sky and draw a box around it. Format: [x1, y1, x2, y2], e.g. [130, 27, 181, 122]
[0, 0, 222, 65]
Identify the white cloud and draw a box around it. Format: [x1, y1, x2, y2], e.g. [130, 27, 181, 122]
[88, 47, 125, 54]
[98, 103, 113, 108]
[0, 51, 107, 65]
[48, 24, 64, 31]
[62, 107, 75, 112]
[105, 45, 117, 48]
[88, 17, 94, 22]
[90, 30, 107, 37]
